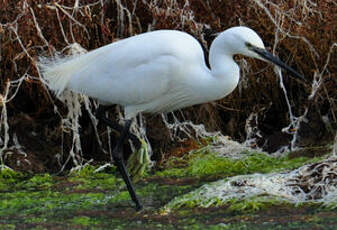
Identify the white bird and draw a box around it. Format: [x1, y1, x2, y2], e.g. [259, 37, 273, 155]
[38, 26, 304, 211]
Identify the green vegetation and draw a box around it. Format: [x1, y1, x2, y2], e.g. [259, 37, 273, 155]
[226, 196, 285, 213]
[0, 164, 199, 229]
[0, 168, 25, 190]
[0, 148, 335, 229]
[71, 216, 100, 227]
[156, 150, 323, 178]
[68, 165, 121, 191]
[165, 194, 291, 214]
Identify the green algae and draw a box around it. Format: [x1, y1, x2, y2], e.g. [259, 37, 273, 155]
[0, 190, 109, 216]
[0, 170, 336, 229]
[0, 166, 120, 219]
[0, 224, 15, 230]
[0, 147, 335, 229]
[227, 196, 281, 213]
[0, 164, 198, 228]
[0, 168, 25, 190]
[156, 150, 322, 178]
[69, 171, 120, 191]
[71, 216, 100, 226]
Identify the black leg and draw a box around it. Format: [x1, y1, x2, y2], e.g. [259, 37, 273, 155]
[113, 119, 143, 211]
[96, 106, 141, 150]
[97, 107, 143, 211]
[115, 156, 143, 211]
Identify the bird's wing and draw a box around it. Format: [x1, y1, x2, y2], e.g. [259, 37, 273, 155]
[67, 38, 183, 106]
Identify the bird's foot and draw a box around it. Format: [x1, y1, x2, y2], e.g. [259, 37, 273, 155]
[127, 138, 150, 182]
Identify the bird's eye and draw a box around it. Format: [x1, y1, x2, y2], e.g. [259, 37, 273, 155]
[245, 42, 253, 49]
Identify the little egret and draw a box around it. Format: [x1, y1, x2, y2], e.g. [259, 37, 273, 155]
[39, 26, 304, 211]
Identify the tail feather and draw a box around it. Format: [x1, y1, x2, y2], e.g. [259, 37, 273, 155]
[38, 55, 79, 96]
[38, 43, 90, 96]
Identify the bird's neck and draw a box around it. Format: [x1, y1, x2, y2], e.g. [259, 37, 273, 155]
[208, 46, 240, 99]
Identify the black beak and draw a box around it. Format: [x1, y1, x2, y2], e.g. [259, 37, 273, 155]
[252, 46, 305, 82]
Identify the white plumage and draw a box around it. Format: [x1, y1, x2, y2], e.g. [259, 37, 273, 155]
[38, 26, 301, 119]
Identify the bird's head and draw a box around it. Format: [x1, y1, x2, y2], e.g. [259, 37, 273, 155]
[216, 26, 305, 81]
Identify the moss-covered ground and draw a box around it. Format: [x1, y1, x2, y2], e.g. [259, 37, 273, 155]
[0, 146, 336, 229]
